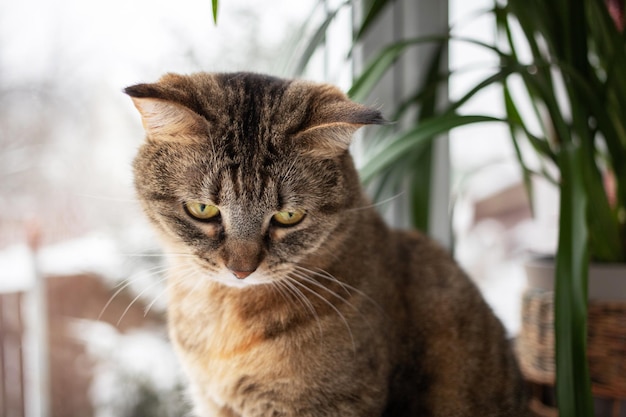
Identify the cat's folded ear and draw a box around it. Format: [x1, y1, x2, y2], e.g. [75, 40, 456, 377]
[293, 85, 387, 158]
[124, 83, 210, 143]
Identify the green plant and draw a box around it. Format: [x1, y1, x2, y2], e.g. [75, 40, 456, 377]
[211, 0, 219, 24]
[495, 1, 625, 415]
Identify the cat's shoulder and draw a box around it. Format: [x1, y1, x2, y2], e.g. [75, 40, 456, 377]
[391, 228, 453, 265]
[389, 228, 477, 293]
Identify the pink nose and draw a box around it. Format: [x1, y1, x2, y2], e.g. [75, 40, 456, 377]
[230, 269, 254, 279]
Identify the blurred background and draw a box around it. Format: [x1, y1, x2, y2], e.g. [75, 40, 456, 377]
[0, 0, 557, 416]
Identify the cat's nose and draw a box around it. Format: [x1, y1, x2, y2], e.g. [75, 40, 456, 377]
[229, 268, 255, 279]
[223, 239, 263, 279]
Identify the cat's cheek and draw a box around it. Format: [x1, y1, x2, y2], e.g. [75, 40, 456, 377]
[194, 222, 223, 240]
[269, 226, 297, 242]
[270, 233, 322, 263]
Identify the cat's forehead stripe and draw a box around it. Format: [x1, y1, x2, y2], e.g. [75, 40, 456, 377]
[215, 73, 293, 136]
[200, 75, 298, 205]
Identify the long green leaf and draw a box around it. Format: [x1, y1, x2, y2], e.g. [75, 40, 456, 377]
[369, 157, 410, 204]
[496, 7, 555, 145]
[211, 0, 218, 24]
[498, 2, 572, 150]
[360, 115, 502, 183]
[445, 65, 516, 115]
[556, 63, 625, 261]
[349, 37, 445, 103]
[503, 86, 536, 215]
[293, 1, 350, 76]
[408, 144, 433, 231]
[406, 41, 445, 232]
[501, 78, 556, 160]
[554, 143, 593, 417]
[587, 0, 626, 113]
[349, 35, 509, 103]
[517, 65, 572, 149]
[354, 0, 394, 42]
[582, 0, 626, 213]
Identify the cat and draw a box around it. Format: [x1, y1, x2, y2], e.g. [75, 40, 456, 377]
[125, 72, 528, 417]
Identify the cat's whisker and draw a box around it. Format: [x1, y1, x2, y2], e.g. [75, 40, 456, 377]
[268, 280, 292, 308]
[176, 263, 212, 307]
[125, 263, 174, 286]
[294, 268, 383, 336]
[290, 269, 357, 312]
[290, 269, 379, 336]
[279, 278, 317, 320]
[143, 276, 170, 317]
[120, 252, 196, 259]
[166, 258, 219, 299]
[295, 265, 386, 316]
[116, 273, 175, 326]
[115, 262, 180, 324]
[98, 263, 171, 321]
[346, 192, 405, 212]
[158, 261, 206, 312]
[290, 267, 387, 342]
[187, 268, 207, 294]
[293, 265, 351, 297]
[280, 277, 324, 337]
[270, 279, 301, 316]
[297, 241, 341, 264]
[73, 192, 140, 203]
[280, 157, 300, 183]
[99, 280, 136, 321]
[286, 275, 356, 353]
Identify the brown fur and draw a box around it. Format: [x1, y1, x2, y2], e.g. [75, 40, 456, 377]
[126, 72, 528, 417]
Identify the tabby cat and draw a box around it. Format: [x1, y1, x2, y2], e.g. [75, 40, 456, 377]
[125, 72, 528, 417]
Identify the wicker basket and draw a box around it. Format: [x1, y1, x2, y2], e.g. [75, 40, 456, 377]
[517, 286, 626, 416]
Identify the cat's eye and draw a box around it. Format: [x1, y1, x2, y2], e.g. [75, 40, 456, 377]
[272, 209, 306, 227]
[184, 202, 220, 221]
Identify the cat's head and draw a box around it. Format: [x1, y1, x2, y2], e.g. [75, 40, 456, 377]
[126, 72, 384, 288]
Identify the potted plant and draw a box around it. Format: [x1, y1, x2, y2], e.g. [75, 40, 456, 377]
[490, 0, 626, 415]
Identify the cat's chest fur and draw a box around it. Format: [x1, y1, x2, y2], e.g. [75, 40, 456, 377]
[168, 281, 288, 411]
[166, 250, 395, 413]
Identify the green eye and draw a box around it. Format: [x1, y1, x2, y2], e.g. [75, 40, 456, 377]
[272, 209, 306, 226]
[184, 202, 220, 220]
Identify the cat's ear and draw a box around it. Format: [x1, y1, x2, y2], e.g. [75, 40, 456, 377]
[124, 83, 209, 143]
[294, 86, 387, 158]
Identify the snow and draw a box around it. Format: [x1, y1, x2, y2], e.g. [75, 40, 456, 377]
[0, 234, 125, 293]
[0, 245, 36, 293]
[71, 319, 188, 417]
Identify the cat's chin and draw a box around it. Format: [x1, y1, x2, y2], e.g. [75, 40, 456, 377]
[207, 269, 275, 289]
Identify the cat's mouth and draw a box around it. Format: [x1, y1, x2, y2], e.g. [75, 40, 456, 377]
[202, 265, 277, 289]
